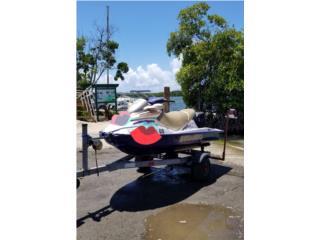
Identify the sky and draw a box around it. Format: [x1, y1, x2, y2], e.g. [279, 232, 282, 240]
[77, 1, 244, 92]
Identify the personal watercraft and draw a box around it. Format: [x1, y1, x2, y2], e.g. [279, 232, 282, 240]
[100, 97, 222, 155]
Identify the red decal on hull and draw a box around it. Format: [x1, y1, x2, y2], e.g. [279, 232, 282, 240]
[130, 126, 162, 145]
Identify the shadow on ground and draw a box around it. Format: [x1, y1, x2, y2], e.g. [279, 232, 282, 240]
[77, 164, 231, 228]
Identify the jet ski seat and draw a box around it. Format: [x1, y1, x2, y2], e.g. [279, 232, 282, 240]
[159, 109, 195, 131]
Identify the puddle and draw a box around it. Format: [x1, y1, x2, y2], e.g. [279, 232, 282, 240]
[144, 203, 242, 240]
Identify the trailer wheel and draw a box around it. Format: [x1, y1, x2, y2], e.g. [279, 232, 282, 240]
[137, 167, 151, 173]
[191, 155, 211, 181]
[136, 155, 152, 173]
[77, 178, 80, 188]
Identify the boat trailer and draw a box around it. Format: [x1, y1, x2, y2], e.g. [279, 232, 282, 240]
[77, 109, 237, 188]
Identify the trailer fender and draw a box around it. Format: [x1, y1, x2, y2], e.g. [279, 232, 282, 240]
[199, 152, 210, 163]
[191, 152, 210, 163]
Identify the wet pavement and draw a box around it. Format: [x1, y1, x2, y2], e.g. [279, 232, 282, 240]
[77, 139, 243, 240]
[144, 203, 242, 240]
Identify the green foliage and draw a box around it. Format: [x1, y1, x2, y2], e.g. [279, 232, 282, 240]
[114, 62, 129, 81]
[77, 79, 90, 90]
[167, 2, 243, 114]
[208, 14, 227, 28]
[77, 37, 95, 85]
[77, 105, 91, 121]
[76, 28, 129, 88]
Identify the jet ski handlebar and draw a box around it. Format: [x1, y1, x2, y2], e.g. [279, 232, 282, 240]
[147, 97, 175, 105]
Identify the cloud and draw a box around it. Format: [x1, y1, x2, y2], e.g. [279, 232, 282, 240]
[170, 57, 182, 74]
[98, 57, 182, 92]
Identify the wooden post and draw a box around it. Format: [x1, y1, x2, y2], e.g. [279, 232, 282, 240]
[163, 86, 170, 113]
[222, 115, 229, 160]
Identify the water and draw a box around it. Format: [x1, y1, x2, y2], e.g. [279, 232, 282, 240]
[117, 95, 185, 111]
[144, 203, 242, 240]
[170, 96, 186, 111]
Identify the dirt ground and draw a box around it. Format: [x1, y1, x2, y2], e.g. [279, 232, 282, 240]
[77, 121, 244, 240]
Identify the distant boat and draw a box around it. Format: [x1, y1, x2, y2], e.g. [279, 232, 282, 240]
[117, 95, 136, 111]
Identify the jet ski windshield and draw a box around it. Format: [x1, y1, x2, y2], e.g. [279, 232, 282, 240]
[127, 99, 148, 113]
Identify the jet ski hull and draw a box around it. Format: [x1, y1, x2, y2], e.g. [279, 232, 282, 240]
[100, 130, 221, 155]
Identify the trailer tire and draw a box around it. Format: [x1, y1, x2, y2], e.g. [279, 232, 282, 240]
[136, 155, 152, 173]
[137, 167, 151, 173]
[77, 178, 80, 188]
[191, 155, 211, 181]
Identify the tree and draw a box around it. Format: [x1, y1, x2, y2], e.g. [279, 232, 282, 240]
[88, 25, 129, 84]
[77, 24, 129, 89]
[77, 37, 95, 89]
[167, 2, 243, 114]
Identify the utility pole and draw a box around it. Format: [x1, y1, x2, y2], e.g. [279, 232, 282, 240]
[106, 5, 110, 84]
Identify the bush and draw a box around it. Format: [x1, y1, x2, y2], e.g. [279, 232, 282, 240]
[77, 79, 90, 90]
[77, 105, 91, 121]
